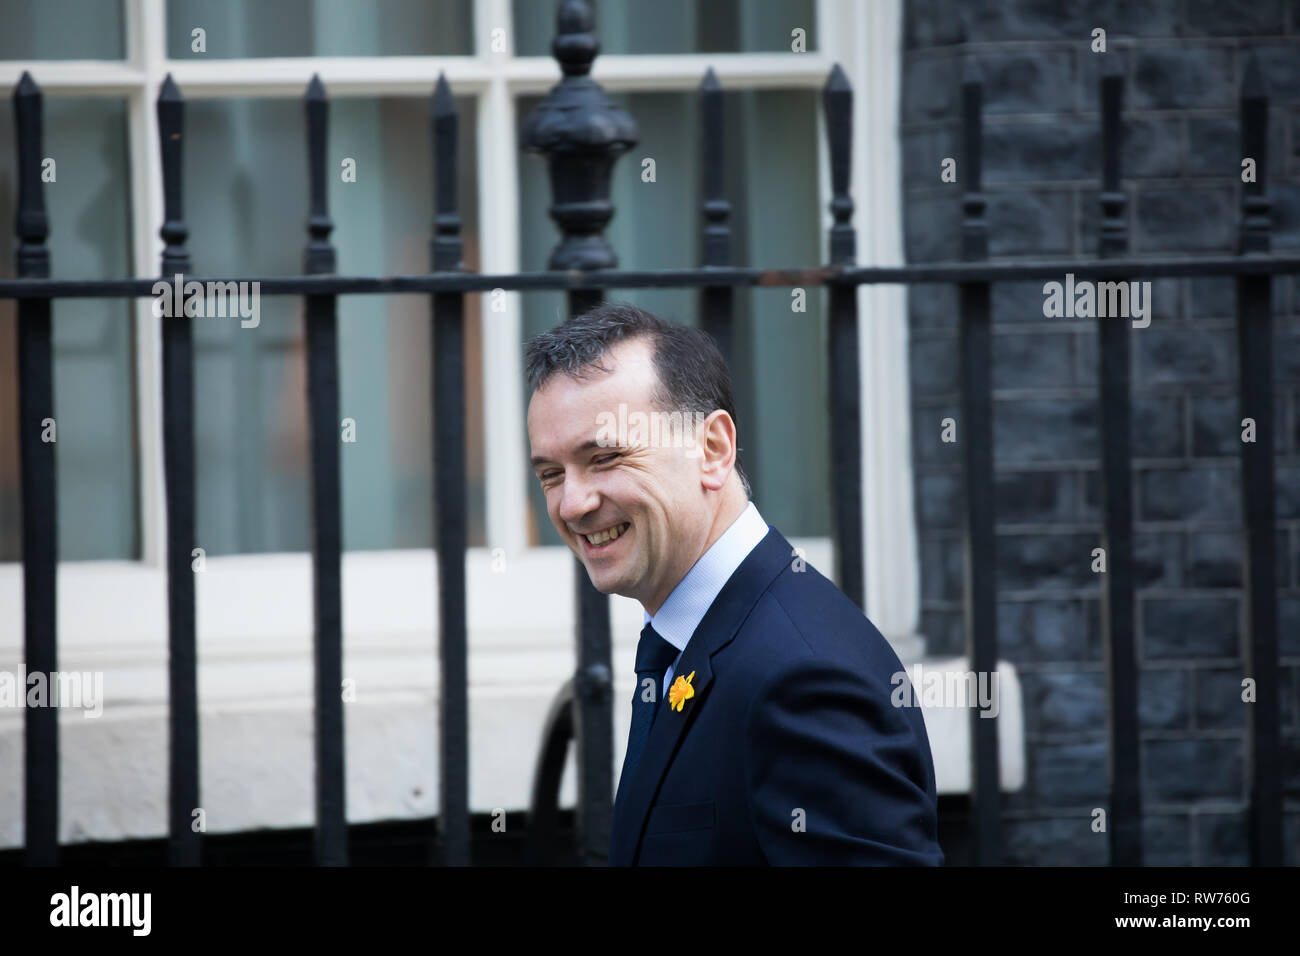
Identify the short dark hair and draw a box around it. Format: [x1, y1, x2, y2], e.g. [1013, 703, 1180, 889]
[525, 301, 751, 499]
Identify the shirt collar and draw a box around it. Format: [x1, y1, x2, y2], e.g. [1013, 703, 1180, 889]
[643, 501, 769, 652]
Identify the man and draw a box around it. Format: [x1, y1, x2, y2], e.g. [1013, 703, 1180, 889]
[525, 302, 943, 866]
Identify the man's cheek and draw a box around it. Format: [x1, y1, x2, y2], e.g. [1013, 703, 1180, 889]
[546, 500, 565, 537]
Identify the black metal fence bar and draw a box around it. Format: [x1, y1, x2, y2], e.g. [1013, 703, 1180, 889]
[430, 73, 470, 867]
[824, 65, 864, 612]
[959, 70, 1001, 866]
[6, 252, 1300, 302]
[157, 74, 201, 868]
[302, 75, 347, 867]
[1236, 57, 1282, 867]
[698, 68, 734, 368]
[1096, 66, 1142, 866]
[14, 71, 58, 867]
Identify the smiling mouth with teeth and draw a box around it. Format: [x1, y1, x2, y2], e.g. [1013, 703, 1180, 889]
[583, 522, 630, 549]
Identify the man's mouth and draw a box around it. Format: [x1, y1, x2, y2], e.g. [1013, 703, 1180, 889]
[581, 521, 630, 551]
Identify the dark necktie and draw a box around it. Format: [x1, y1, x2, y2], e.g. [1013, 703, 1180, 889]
[615, 622, 678, 803]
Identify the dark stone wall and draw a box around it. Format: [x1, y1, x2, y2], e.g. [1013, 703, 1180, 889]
[901, 0, 1300, 864]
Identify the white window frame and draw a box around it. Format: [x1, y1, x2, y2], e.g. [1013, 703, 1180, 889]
[0, 0, 960, 846]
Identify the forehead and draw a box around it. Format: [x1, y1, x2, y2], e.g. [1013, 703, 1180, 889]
[527, 337, 659, 446]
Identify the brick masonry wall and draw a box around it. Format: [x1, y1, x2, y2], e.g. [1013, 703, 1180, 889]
[901, 0, 1300, 864]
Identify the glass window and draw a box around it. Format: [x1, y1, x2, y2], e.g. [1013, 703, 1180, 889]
[513, 0, 815, 56]
[166, 0, 474, 58]
[518, 88, 829, 546]
[0, 0, 125, 60]
[0, 0, 832, 567]
[0, 97, 137, 561]
[183, 95, 484, 555]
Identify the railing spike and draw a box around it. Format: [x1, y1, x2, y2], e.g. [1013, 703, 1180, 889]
[159, 72, 181, 101]
[304, 73, 335, 274]
[431, 74, 461, 272]
[433, 71, 454, 116]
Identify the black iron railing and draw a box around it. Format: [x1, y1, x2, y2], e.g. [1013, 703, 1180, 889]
[5, 0, 1294, 867]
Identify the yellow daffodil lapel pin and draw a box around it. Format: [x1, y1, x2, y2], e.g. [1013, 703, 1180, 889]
[668, 671, 695, 712]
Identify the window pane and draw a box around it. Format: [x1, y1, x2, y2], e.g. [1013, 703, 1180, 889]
[513, 0, 815, 56]
[184, 95, 484, 555]
[0, 97, 137, 561]
[517, 89, 828, 546]
[0, 0, 125, 60]
[167, 0, 473, 58]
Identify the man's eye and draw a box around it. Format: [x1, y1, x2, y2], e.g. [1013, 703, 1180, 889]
[539, 470, 560, 483]
[595, 453, 621, 465]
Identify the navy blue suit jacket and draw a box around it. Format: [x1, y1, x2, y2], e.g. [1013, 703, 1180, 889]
[609, 525, 944, 866]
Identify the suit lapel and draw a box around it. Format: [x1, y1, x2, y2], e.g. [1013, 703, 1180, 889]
[609, 526, 792, 865]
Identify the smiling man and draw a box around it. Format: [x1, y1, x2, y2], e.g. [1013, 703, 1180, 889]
[525, 302, 943, 866]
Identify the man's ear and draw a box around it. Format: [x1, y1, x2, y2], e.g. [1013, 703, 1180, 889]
[697, 410, 737, 492]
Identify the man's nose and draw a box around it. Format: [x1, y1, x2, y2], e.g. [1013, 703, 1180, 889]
[558, 470, 600, 527]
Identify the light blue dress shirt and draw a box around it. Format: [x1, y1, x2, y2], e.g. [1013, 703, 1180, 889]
[644, 500, 769, 698]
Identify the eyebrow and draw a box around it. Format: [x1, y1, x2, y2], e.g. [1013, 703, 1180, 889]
[530, 440, 621, 468]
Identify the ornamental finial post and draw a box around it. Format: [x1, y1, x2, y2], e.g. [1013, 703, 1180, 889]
[521, 0, 638, 271]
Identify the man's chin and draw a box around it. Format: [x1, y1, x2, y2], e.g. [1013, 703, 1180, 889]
[587, 574, 622, 596]
[582, 567, 631, 598]
[569, 541, 636, 597]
